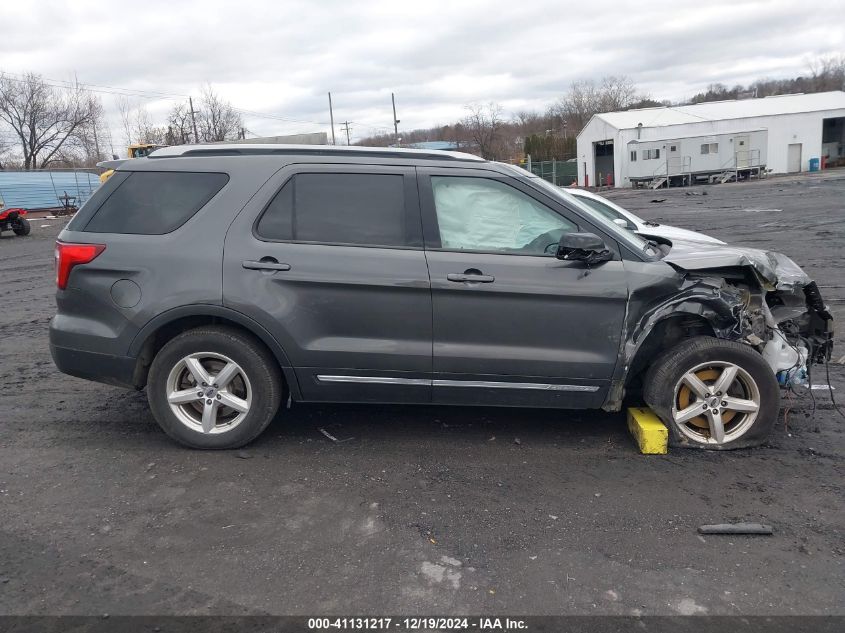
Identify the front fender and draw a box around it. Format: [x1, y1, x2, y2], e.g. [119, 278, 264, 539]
[605, 262, 750, 411]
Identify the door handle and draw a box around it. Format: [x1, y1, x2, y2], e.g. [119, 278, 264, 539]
[242, 259, 291, 271]
[447, 272, 495, 283]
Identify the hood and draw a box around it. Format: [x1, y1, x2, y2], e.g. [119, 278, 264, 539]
[662, 238, 810, 290]
[636, 224, 725, 245]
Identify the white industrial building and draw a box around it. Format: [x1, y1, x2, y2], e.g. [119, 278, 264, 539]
[576, 91, 845, 188]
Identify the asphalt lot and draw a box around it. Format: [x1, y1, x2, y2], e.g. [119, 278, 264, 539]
[0, 172, 843, 616]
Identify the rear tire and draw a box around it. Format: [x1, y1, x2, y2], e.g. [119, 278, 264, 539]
[643, 336, 779, 450]
[12, 217, 30, 236]
[147, 326, 283, 449]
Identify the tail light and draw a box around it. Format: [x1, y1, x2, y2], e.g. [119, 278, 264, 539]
[55, 241, 105, 290]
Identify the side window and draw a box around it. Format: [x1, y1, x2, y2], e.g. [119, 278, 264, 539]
[83, 171, 228, 234]
[256, 173, 413, 247]
[430, 176, 576, 255]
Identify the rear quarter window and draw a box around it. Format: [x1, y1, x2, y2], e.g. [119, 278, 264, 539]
[81, 171, 228, 235]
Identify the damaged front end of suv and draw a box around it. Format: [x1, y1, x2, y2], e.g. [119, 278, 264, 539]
[612, 241, 834, 424]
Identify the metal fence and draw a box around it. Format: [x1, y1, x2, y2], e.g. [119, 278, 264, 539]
[0, 169, 101, 211]
[516, 158, 579, 187]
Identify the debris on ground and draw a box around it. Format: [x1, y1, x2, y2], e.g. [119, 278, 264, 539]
[317, 427, 353, 443]
[698, 523, 774, 535]
[650, 198, 666, 203]
[318, 427, 340, 442]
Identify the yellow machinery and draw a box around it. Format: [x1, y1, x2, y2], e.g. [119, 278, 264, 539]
[100, 143, 167, 183]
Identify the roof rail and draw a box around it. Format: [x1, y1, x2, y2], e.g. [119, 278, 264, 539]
[148, 143, 485, 162]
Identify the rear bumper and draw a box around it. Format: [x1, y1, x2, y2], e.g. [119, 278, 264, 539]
[50, 343, 139, 390]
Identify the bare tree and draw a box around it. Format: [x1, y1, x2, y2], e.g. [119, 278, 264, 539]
[132, 106, 169, 145]
[552, 79, 599, 132]
[197, 85, 243, 142]
[167, 102, 195, 144]
[551, 75, 642, 134]
[512, 109, 555, 138]
[808, 54, 845, 91]
[116, 95, 134, 147]
[114, 96, 170, 149]
[462, 102, 504, 160]
[69, 95, 109, 166]
[0, 72, 98, 169]
[0, 137, 11, 170]
[599, 75, 638, 111]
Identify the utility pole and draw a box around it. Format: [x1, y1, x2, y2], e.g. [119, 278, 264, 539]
[391, 92, 400, 144]
[340, 121, 352, 146]
[92, 124, 101, 162]
[328, 92, 336, 145]
[189, 96, 199, 144]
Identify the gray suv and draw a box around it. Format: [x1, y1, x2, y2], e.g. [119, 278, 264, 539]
[50, 145, 833, 450]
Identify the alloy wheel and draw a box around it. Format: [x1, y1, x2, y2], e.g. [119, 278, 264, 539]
[672, 361, 761, 445]
[165, 352, 252, 434]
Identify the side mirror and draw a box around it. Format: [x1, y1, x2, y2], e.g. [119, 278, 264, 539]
[556, 232, 613, 266]
[613, 218, 631, 230]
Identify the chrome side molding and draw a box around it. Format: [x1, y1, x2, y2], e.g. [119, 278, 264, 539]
[433, 379, 599, 392]
[316, 375, 430, 386]
[316, 375, 599, 392]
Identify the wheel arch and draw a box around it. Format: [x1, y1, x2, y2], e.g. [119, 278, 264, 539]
[129, 305, 301, 398]
[624, 313, 717, 389]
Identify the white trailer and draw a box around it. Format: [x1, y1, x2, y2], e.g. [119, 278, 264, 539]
[626, 129, 768, 188]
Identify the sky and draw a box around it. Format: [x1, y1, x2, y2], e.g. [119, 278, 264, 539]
[1, 0, 843, 149]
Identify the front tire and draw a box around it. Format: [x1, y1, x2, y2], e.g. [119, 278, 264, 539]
[147, 326, 283, 449]
[643, 336, 779, 450]
[12, 217, 30, 236]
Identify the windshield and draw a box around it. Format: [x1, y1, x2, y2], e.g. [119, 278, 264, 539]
[499, 166, 657, 257]
[575, 196, 632, 228]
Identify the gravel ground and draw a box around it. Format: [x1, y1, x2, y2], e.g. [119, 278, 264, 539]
[0, 173, 843, 616]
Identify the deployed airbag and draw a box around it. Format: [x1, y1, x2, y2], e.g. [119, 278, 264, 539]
[431, 177, 574, 253]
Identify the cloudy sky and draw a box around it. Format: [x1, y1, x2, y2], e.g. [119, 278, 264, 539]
[1, 0, 843, 148]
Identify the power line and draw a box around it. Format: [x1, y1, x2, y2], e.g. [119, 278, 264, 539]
[0, 71, 391, 140]
[228, 105, 329, 127]
[0, 71, 186, 101]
